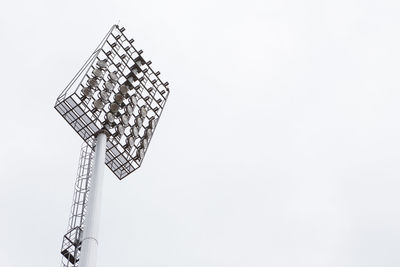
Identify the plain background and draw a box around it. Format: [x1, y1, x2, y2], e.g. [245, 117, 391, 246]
[1, 0, 400, 266]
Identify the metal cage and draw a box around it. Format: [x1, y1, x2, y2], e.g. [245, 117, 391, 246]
[55, 25, 170, 179]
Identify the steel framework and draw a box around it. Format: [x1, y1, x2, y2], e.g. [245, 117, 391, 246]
[55, 24, 170, 179]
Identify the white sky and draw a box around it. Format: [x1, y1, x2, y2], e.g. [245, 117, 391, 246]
[1, 0, 400, 266]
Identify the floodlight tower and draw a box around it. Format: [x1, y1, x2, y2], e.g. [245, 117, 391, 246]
[55, 25, 170, 267]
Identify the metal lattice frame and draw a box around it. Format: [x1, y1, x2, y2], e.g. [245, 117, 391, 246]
[61, 140, 94, 266]
[55, 24, 170, 179]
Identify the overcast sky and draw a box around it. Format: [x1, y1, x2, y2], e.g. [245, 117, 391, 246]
[1, 0, 400, 266]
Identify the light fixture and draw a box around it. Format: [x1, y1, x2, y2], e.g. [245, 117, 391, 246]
[97, 59, 107, 68]
[148, 117, 157, 129]
[93, 68, 104, 78]
[88, 78, 99, 87]
[135, 117, 143, 128]
[94, 99, 104, 110]
[114, 93, 124, 104]
[131, 126, 139, 137]
[121, 114, 129, 126]
[131, 95, 138, 106]
[145, 128, 152, 139]
[125, 105, 133, 115]
[119, 84, 129, 95]
[142, 138, 148, 149]
[139, 148, 145, 158]
[140, 106, 147, 118]
[100, 91, 110, 101]
[117, 124, 125, 135]
[109, 102, 119, 114]
[82, 87, 93, 97]
[106, 112, 115, 122]
[105, 81, 115, 91]
[128, 136, 135, 147]
[109, 71, 119, 82]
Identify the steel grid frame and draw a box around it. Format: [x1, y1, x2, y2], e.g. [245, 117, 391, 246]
[55, 24, 170, 179]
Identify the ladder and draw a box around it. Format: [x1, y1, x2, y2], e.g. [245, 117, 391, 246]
[61, 141, 94, 267]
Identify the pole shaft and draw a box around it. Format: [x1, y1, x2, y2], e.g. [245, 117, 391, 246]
[79, 133, 107, 267]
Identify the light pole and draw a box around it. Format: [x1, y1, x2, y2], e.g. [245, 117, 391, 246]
[55, 24, 170, 267]
[79, 132, 106, 267]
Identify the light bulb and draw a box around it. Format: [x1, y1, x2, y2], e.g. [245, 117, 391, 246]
[128, 136, 135, 147]
[131, 95, 138, 106]
[142, 138, 148, 149]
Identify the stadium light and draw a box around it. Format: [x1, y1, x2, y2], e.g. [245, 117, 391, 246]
[55, 24, 170, 267]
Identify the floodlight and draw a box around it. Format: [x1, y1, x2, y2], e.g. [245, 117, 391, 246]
[94, 99, 104, 110]
[135, 117, 143, 128]
[140, 106, 148, 118]
[125, 105, 133, 115]
[109, 71, 119, 82]
[117, 124, 125, 135]
[110, 102, 119, 114]
[97, 59, 108, 68]
[148, 117, 157, 129]
[121, 114, 130, 126]
[142, 138, 148, 149]
[100, 91, 110, 101]
[88, 78, 99, 87]
[139, 148, 145, 158]
[106, 112, 115, 122]
[56, 24, 170, 267]
[119, 84, 129, 95]
[93, 68, 104, 78]
[135, 148, 145, 160]
[105, 81, 115, 91]
[82, 87, 93, 97]
[114, 93, 124, 104]
[132, 126, 139, 137]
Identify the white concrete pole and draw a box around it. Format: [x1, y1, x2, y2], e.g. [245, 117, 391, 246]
[79, 132, 107, 267]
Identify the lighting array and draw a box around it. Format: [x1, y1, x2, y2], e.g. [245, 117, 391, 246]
[55, 25, 170, 179]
